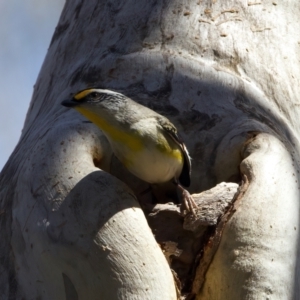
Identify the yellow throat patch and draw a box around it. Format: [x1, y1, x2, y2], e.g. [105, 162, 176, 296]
[75, 106, 144, 152]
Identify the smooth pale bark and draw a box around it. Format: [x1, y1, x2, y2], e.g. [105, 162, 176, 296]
[200, 133, 300, 299]
[1, 121, 176, 299]
[1, 0, 300, 299]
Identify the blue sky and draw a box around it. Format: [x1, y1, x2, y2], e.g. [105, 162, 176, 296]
[0, 0, 65, 170]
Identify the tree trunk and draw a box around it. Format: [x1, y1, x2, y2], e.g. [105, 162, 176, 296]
[1, 0, 300, 299]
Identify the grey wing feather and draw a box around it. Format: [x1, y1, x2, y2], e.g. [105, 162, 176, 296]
[156, 117, 191, 187]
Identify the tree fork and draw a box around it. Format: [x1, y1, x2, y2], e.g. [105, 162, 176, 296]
[1, 0, 300, 299]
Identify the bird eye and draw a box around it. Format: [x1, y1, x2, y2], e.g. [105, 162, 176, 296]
[89, 92, 100, 99]
[90, 92, 99, 98]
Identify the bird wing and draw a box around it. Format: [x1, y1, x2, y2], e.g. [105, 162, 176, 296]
[156, 116, 191, 187]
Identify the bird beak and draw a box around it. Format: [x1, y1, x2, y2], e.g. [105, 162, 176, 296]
[61, 99, 79, 107]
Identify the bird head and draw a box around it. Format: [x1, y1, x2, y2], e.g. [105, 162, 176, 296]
[61, 88, 129, 125]
[62, 88, 126, 110]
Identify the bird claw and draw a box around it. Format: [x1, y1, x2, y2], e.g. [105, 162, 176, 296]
[178, 185, 197, 216]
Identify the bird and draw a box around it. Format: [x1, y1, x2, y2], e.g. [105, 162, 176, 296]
[61, 88, 197, 214]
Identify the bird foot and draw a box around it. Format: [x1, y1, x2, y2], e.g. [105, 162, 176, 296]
[178, 185, 197, 216]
